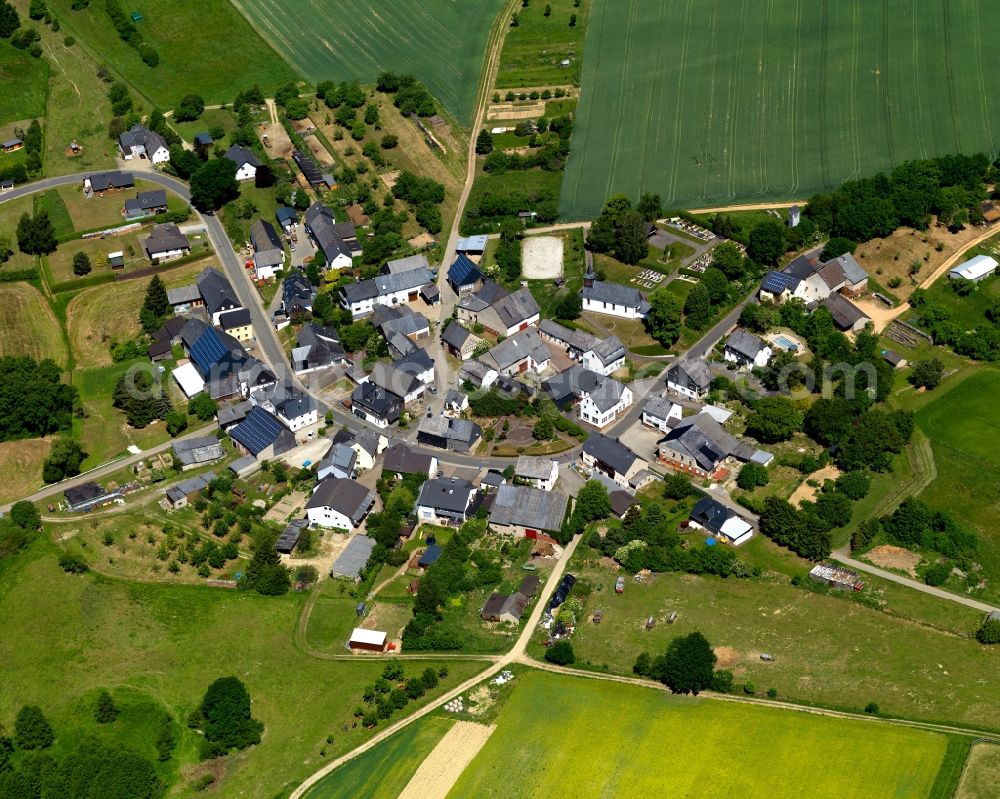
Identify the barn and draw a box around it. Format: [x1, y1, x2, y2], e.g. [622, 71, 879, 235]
[348, 628, 388, 653]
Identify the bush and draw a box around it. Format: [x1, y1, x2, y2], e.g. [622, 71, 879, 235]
[15, 704, 54, 749]
[736, 462, 769, 490]
[58, 551, 88, 573]
[923, 562, 951, 586]
[191, 676, 263, 753]
[864, 702, 879, 715]
[975, 618, 1000, 645]
[544, 640, 575, 665]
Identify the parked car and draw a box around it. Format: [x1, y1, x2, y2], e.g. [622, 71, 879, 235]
[428, 384, 438, 394]
[760, 653, 775, 662]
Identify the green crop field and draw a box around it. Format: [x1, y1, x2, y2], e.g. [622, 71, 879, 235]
[0, 537, 482, 798]
[0, 39, 48, 124]
[448, 670, 949, 798]
[231, 0, 507, 122]
[561, 0, 1000, 217]
[48, 0, 298, 107]
[304, 716, 455, 799]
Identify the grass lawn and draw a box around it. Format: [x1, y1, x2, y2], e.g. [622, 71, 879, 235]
[954, 742, 1000, 799]
[25, 16, 118, 177]
[34, 189, 74, 236]
[914, 272, 1000, 332]
[48, 0, 299, 107]
[46, 230, 147, 282]
[497, 0, 591, 89]
[580, 310, 664, 354]
[231, 0, 506, 122]
[544, 551, 1000, 730]
[909, 367, 1000, 604]
[0, 537, 483, 798]
[0, 283, 67, 365]
[448, 669, 950, 798]
[0, 39, 48, 124]
[168, 107, 238, 148]
[0, 194, 36, 271]
[561, 0, 1000, 216]
[0, 437, 53, 506]
[53, 179, 187, 232]
[303, 716, 455, 799]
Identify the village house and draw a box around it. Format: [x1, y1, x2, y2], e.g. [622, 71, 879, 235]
[164, 472, 215, 510]
[488, 484, 568, 537]
[416, 476, 479, 524]
[371, 305, 431, 343]
[543, 365, 632, 428]
[316, 442, 357, 481]
[446, 253, 485, 296]
[366, 360, 425, 404]
[347, 430, 387, 471]
[249, 383, 318, 435]
[283, 270, 315, 317]
[383, 442, 438, 479]
[166, 284, 202, 314]
[687, 496, 754, 546]
[292, 323, 346, 375]
[824, 292, 871, 332]
[580, 433, 648, 489]
[118, 124, 169, 164]
[123, 189, 168, 219]
[514, 455, 559, 491]
[458, 359, 499, 390]
[481, 575, 540, 624]
[196, 267, 241, 325]
[456, 282, 540, 337]
[351, 382, 403, 428]
[481, 328, 551, 376]
[416, 415, 482, 453]
[666, 358, 713, 400]
[250, 218, 285, 281]
[218, 307, 254, 342]
[305, 478, 376, 531]
[142, 224, 190, 263]
[441, 321, 481, 360]
[304, 203, 360, 269]
[223, 144, 261, 182]
[538, 319, 626, 376]
[84, 171, 134, 196]
[724, 328, 772, 369]
[384, 253, 431, 275]
[641, 395, 683, 431]
[275, 205, 297, 234]
[340, 263, 432, 318]
[658, 412, 740, 478]
[229, 405, 296, 461]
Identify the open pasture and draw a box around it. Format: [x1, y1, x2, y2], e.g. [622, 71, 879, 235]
[231, 0, 507, 122]
[48, 0, 298, 106]
[561, 0, 1000, 217]
[0, 283, 67, 365]
[0, 39, 48, 124]
[447, 670, 950, 798]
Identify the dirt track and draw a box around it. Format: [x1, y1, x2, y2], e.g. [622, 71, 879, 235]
[397, 721, 495, 799]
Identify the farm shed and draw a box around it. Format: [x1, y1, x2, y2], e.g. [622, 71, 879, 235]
[330, 535, 376, 580]
[64, 482, 121, 513]
[809, 563, 864, 591]
[948, 254, 997, 282]
[348, 628, 387, 653]
[275, 519, 308, 554]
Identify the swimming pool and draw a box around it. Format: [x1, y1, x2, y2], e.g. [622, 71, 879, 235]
[774, 335, 799, 351]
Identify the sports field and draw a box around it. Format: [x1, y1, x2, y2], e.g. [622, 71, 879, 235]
[231, 0, 507, 122]
[561, 0, 1000, 217]
[447, 670, 949, 798]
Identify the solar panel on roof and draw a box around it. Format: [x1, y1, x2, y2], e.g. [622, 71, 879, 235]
[231, 407, 283, 455]
[448, 254, 482, 286]
[189, 328, 228, 374]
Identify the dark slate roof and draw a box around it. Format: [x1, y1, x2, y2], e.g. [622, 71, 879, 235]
[689, 496, 748, 536]
[147, 339, 172, 359]
[441, 321, 473, 350]
[341, 279, 379, 303]
[167, 284, 200, 305]
[609, 490, 639, 518]
[760, 270, 799, 295]
[725, 329, 765, 360]
[224, 144, 261, 169]
[373, 267, 433, 296]
[582, 432, 642, 476]
[483, 328, 549, 372]
[276, 205, 297, 225]
[581, 280, 645, 309]
[217, 399, 251, 427]
[293, 151, 325, 185]
[196, 267, 240, 315]
[306, 478, 376, 523]
[661, 413, 739, 472]
[305, 202, 355, 260]
[124, 189, 167, 214]
[416, 415, 482, 445]
[87, 171, 134, 192]
[194, 132, 213, 146]
[230, 406, 291, 455]
[283, 270, 314, 312]
[219, 307, 252, 330]
[667, 359, 713, 391]
[448, 253, 483, 287]
[118, 124, 167, 155]
[783, 252, 822, 280]
[251, 218, 283, 252]
[143, 224, 190, 255]
[368, 361, 422, 398]
[417, 477, 476, 513]
[825, 293, 869, 330]
[172, 436, 224, 466]
[491, 286, 539, 327]
[276, 519, 307, 553]
[489, 484, 567, 532]
[352, 382, 402, 421]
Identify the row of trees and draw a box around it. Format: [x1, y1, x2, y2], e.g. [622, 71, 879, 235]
[375, 72, 436, 117]
[105, 0, 158, 66]
[354, 661, 446, 728]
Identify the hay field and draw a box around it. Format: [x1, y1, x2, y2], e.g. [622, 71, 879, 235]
[231, 0, 507, 122]
[448, 670, 949, 798]
[0, 283, 67, 365]
[0, 438, 51, 505]
[561, 0, 1000, 217]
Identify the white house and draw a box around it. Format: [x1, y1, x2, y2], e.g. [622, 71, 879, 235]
[348, 430, 387, 471]
[340, 265, 432, 318]
[724, 329, 772, 369]
[117, 124, 169, 164]
[250, 384, 318, 434]
[514, 455, 559, 491]
[667, 359, 713, 400]
[688, 496, 754, 546]
[538, 320, 626, 376]
[581, 265, 648, 319]
[305, 478, 376, 531]
[641, 396, 683, 431]
[949, 254, 997, 282]
[223, 145, 261, 182]
[578, 376, 632, 428]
